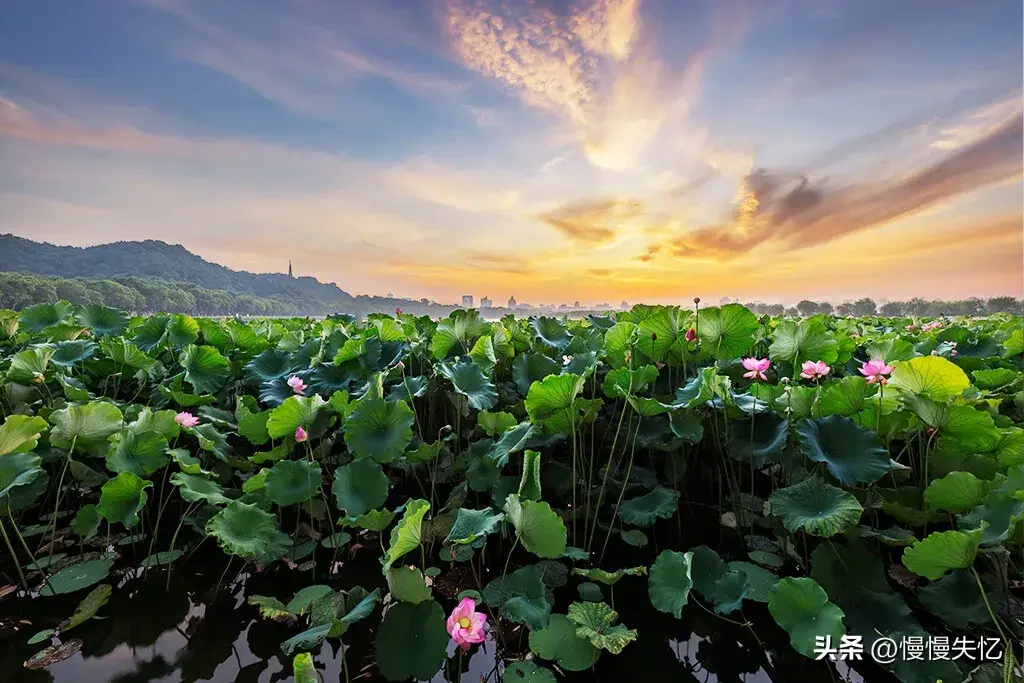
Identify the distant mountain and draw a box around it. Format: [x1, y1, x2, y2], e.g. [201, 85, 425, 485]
[0, 234, 354, 307]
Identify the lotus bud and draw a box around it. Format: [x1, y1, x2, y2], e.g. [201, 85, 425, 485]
[32, 371, 45, 384]
[650, 332, 658, 341]
[693, 297, 701, 304]
[397, 360, 405, 371]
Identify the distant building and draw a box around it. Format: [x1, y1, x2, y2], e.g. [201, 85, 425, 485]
[480, 296, 492, 308]
[620, 301, 629, 309]
[288, 261, 293, 277]
[573, 300, 580, 308]
[462, 295, 474, 308]
[508, 295, 517, 309]
[720, 296, 732, 304]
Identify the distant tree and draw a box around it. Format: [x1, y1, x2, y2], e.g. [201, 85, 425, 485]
[816, 301, 834, 315]
[879, 301, 906, 316]
[986, 296, 1021, 314]
[905, 298, 931, 316]
[796, 300, 818, 317]
[851, 298, 876, 316]
[785, 307, 799, 316]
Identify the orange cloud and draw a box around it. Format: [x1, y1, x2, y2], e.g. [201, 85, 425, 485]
[538, 197, 645, 245]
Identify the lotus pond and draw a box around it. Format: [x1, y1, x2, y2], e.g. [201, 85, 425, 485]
[0, 302, 1022, 683]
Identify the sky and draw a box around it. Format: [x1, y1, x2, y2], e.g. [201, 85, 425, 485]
[0, 0, 1021, 306]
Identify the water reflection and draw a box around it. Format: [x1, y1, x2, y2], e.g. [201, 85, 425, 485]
[2, 554, 879, 683]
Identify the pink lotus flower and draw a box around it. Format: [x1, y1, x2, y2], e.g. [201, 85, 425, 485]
[395, 307, 403, 316]
[446, 597, 487, 651]
[287, 375, 306, 396]
[906, 324, 918, 331]
[174, 412, 200, 428]
[859, 359, 894, 385]
[800, 360, 830, 381]
[685, 328, 697, 342]
[295, 426, 308, 443]
[741, 358, 770, 381]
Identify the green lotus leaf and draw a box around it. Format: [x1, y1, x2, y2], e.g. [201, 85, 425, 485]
[178, 344, 230, 394]
[566, 601, 637, 654]
[725, 561, 778, 603]
[386, 565, 431, 604]
[382, 499, 429, 571]
[445, 507, 504, 545]
[321, 531, 351, 549]
[374, 600, 449, 681]
[280, 623, 332, 655]
[292, 653, 316, 683]
[266, 394, 328, 439]
[468, 333, 497, 371]
[513, 353, 561, 396]
[525, 373, 586, 431]
[166, 314, 200, 346]
[50, 340, 97, 367]
[602, 365, 659, 399]
[648, 549, 694, 618]
[504, 493, 567, 559]
[601, 321, 636, 369]
[127, 408, 180, 441]
[139, 550, 184, 568]
[7, 346, 53, 383]
[519, 449, 542, 501]
[769, 476, 862, 537]
[531, 316, 572, 351]
[636, 307, 687, 362]
[795, 416, 891, 485]
[478, 410, 517, 437]
[343, 397, 415, 463]
[353, 507, 396, 532]
[768, 577, 846, 658]
[207, 501, 289, 562]
[748, 550, 783, 567]
[431, 309, 489, 360]
[672, 367, 730, 409]
[729, 414, 788, 466]
[489, 422, 536, 467]
[858, 525, 918, 547]
[578, 582, 603, 601]
[688, 544, 726, 597]
[483, 564, 552, 629]
[923, 471, 990, 513]
[77, 304, 129, 337]
[619, 486, 679, 527]
[171, 472, 229, 505]
[105, 429, 169, 476]
[957, 493, 1024, 546]
[0, 451, 45, 514]
[888, 355, 970, 401]
[39, 558, 114, 596]
[902, 529, 981, 580]
[235, 397, 271, 445]
[438, 359, 497, 410]
[709, 569, 750, 614]
[287, 585, 334, 615]
[19, 301, 74, 334]
[97, 472, 152, 528]
[620, 529, 648, 546]
[59, 584, 112, 631]
[265, 459, 322, 506]
[332, 458, 389, 516]
[817, 376, 895, 425]
[572, 566, 646, 586]
[866, 338, 916, 364]
[504, 661, 556, 683]
[697, 304, 758, 359]
[972, 368, 1021, 391]
[49, 402, 124, 458]
[919, 569, 1003, 628]
[529, 613, 600, 671]
[769, 318, 839, 368]
[71, 504, 101, 540]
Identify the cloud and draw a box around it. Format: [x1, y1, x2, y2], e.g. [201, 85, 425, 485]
[930, 93, 1023, 150]
[380, 156, 520, 213]
[654, 114, 1024, 260]
[539, 197, 645, 245]
[443, 0, 715, 170]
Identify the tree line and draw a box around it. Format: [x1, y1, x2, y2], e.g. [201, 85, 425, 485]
[1, 271, 1020, 318]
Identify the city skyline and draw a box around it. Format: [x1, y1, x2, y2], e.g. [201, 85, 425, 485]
[1, 0, 1022, 304]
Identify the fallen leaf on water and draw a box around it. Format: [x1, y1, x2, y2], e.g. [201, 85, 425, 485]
[24, 639, 83, 670]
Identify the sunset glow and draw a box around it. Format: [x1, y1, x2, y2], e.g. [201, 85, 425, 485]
[1, 0, 1021, 304]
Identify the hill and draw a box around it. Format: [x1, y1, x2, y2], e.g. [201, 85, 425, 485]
[0, 234, 355, 308]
